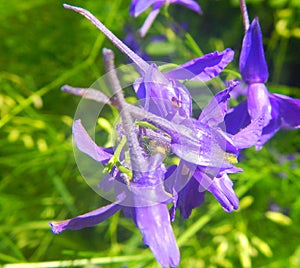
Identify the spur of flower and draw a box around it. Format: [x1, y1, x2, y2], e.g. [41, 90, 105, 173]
[130, 0, 201, 37]
[225, 16, 300, 150]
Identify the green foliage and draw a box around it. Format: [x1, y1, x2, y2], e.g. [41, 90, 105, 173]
[0, 0, 299, 267]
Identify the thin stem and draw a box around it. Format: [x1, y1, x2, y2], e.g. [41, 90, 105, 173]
[102, 48, 145, 177]
[63, 4, 149, 72]
[239, 0, 250, 32]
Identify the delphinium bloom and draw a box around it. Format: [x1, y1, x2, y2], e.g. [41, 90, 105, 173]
[53, 44, 239, 266]
[52, 4, 246, 267]
[225, 4, 300, 150]
[130, 0, 201, 37]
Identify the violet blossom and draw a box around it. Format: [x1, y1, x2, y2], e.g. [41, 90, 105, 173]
[52, 4, 246, 267]
[225, 17, 300, 150]
[130, 0, 201, 37]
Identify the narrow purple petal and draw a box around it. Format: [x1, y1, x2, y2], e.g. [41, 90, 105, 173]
[239, 18, 269, 84]
[49, 202, 122, 234]
[164, 49, 234, 82]
[247, 83, 272, 126]
[73, 119, 113, 163]
[135, 203, 180, 268]
[169, 0, 202, 13]
[139, 3, 162, 37]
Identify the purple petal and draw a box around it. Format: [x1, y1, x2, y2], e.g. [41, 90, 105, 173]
[73, 119, 113, 163]
[134, 203, 180, 268]
[225, 101, 251, 135]
[239, 18, 269, 84]
[165, 48, 234, 82]
[169, 0, 201, 13]
[247, 83, 272, 126]
[199, 81, 238, 126]
[49, 202, 122, 234]
[194, 171, 239, 212]
[176, 176, 205, 219]
[232, 114, 263, 149]
[130, 0, 163, 17]
[269, 93, 300, 129]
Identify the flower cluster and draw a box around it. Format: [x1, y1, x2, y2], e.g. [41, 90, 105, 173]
[50, 1, 300, 267]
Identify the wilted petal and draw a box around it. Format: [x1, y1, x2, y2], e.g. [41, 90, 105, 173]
[239, 18, 269, 84]
[165, 49, 234, 82]
[73, 119, 113, 163]
[169, 0, 201, 13]
[49, 201, 122, 234]
[247, 83, 272, 126]
[134, 203, 180, 268]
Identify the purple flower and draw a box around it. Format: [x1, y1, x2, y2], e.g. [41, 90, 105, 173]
[225, 18, 300, 149]
[50, 119, 179, 268]
[130, 0, 201, 37]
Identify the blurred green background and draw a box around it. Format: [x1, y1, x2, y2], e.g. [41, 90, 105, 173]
[0, 0, 300, 267]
